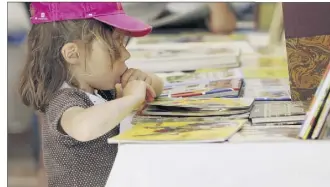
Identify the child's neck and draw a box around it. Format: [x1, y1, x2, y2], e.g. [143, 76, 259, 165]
[79, 83, 94, 94]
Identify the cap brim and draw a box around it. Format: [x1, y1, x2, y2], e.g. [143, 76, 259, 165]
[94, 13, 152, 37]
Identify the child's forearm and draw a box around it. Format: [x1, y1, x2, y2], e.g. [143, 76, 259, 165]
[148, 73, 164, 97]
[61, 95, 142, 142]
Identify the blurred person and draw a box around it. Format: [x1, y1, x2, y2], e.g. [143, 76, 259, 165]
[19, 2, 164, 186]
[123, 2, 255, 33]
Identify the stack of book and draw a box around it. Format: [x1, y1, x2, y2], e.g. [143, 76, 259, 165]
[108, 30, 330, 144]
[126, 44, 241, 73]
[140, 98, 254, 117]
[249, 101, 309, 125]
[108, 97, 254, 144]
[126, 33, 255, 73]
[298, 63, 330, 140]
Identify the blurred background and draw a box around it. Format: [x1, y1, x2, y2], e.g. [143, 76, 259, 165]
[8, 2, 281, 187]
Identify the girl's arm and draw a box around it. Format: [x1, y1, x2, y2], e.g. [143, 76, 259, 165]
[61, 80, 154, 142]
[119, 69, 164, 98]
[61, 95, 140, 142]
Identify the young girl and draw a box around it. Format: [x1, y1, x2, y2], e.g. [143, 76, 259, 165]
[19, 2, 164, 187]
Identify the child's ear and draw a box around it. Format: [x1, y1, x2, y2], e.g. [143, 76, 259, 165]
[61, 43, 80, 65]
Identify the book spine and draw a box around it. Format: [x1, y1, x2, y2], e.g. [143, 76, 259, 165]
[311, 92, 330, 139]
[298, 63, 330, 139]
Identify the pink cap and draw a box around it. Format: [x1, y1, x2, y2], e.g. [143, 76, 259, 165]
[30, 2, 152, 37]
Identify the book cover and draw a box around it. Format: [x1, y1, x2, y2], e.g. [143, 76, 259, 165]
[283, 3, 330, 101]
[108, 119, 247, 144]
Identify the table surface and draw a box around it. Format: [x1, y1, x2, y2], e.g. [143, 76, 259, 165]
[106, 141, 330, 187]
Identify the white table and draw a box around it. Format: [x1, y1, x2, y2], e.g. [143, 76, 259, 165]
[106, 141, 330, 187]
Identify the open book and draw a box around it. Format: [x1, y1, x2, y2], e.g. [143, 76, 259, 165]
[108, 119, 247, 144]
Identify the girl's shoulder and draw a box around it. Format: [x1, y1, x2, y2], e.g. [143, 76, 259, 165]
[45, 88, 94, 124]
[50, 87, 94, 107]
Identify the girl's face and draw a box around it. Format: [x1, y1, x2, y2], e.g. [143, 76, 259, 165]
[70, 29, 130, 92]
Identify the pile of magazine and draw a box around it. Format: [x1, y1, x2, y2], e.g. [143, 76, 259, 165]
[108, 31, 329, 144]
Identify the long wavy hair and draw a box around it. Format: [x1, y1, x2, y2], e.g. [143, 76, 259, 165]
[18, 19, 121, 112]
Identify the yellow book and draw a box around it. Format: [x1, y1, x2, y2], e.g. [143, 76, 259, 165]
[108, 119, 247, 144]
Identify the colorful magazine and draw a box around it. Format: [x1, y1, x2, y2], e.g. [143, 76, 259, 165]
[161, 79, 243, 98]
[299, 63, 330, 139]
[108, 119, 247, 144]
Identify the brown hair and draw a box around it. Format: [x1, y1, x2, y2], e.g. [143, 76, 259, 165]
[19, 19, 121, 112]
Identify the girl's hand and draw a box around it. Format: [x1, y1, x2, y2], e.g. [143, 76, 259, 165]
[121, 68, 152, 88]
[123, 80, 156, 103]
